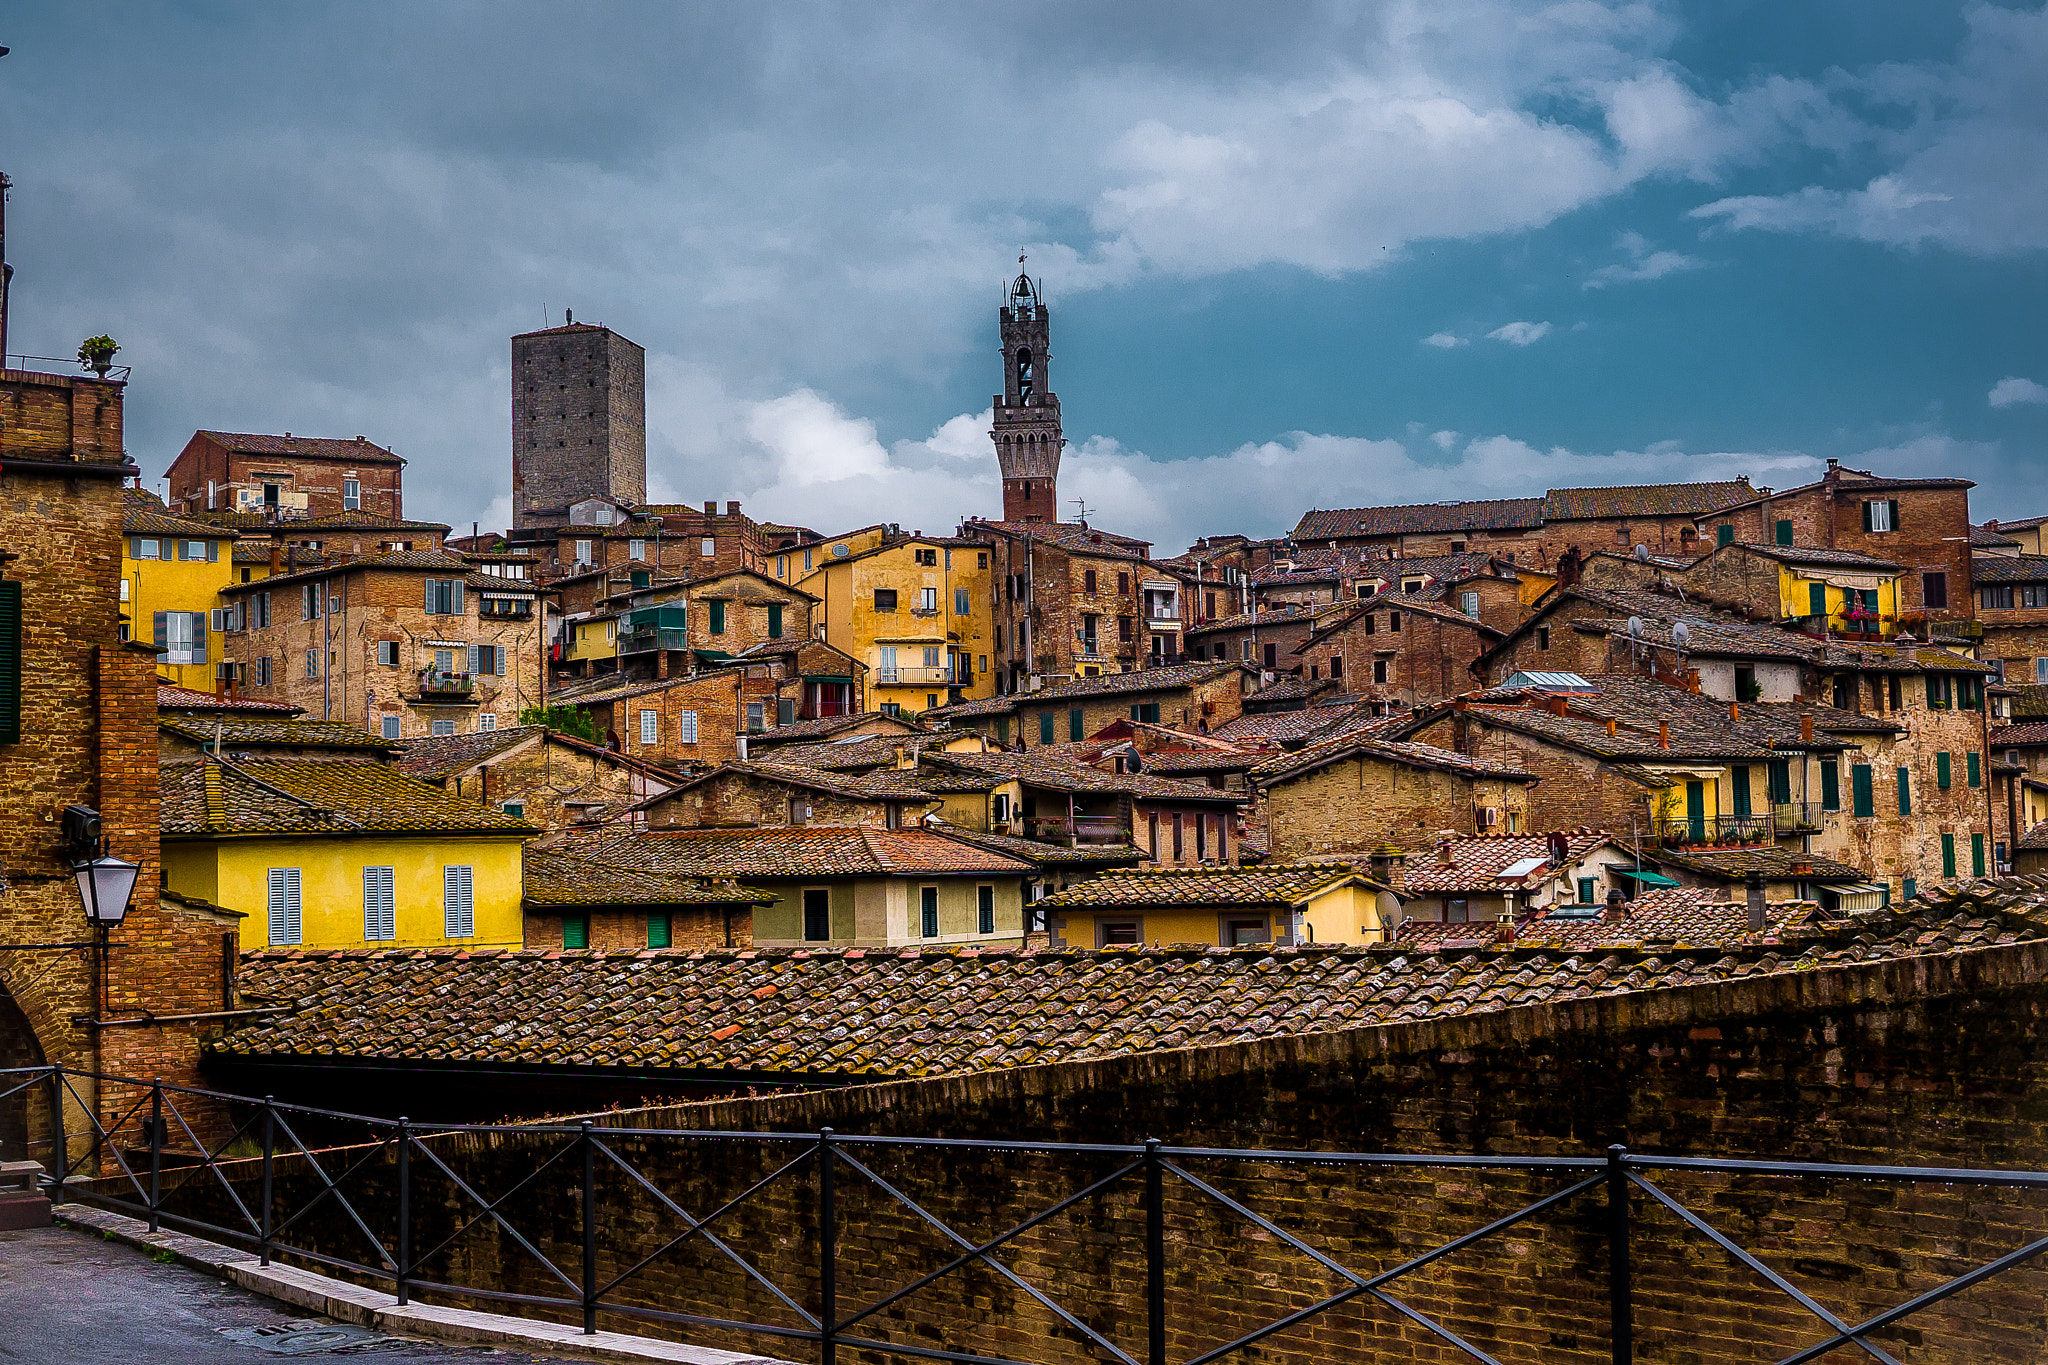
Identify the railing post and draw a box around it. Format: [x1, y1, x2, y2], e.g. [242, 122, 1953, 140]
[147, 1078, 163, 1233]
[1607, 1144, 1632, 1365]
[45, 1067, 65, 1206]
[259, 1097, 275, 1267]
[819, 1128, 837, 1365]
[1145, 1139, 1166, 1365]
[581, 1121, 597, 1336]
[395, 1117, 411, 1306]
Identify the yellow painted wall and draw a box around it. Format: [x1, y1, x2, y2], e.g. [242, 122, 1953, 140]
[1648, 770, 1729, 827]
[1050, 884, 1398, 948]
[799, 539, 994, 714]
[749, 875, 1030, 947]
[566, 615, 620, 665]
[1296, 885, 1403, 945]
[167, 834, 526, 949]
[1778, 567, 1899, 636]
[124, 532, 235, 689]
[1515, 569, 1559, 608]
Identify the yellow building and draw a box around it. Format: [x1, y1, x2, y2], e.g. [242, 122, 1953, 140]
[1771, 552, 1901, 638]
[1034, 865, 1405, 948]
[161, 755, 534, 949]
[798, 532, 994, 716]
[123, 489, 239, 690]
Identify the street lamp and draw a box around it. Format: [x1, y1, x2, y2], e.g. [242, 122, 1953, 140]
[72, 853, 140, 929]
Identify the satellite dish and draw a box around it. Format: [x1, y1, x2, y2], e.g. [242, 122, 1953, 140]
[1633, 544, 1651, 563]
[1672, 621, 1692, 649]
[1627, 616, 1645, 639]
[1126, 750, 1144, 773]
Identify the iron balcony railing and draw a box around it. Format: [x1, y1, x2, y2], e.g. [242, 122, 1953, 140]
[10, 1063, 2048, 1365]
[876, 665, 952, 686]
[414, 668, 475, 695]
[1652, 803, 1827, 847]
[1024, 815, 1126, 844]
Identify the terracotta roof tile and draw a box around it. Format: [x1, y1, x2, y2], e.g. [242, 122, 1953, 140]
[564, 826, 1034, 879]
[161, 757, 536, 839]
[157, 684, 298, 714]
[1026, 660, 1247, 703]
[1399, 831, 1618, 893]
[1541, 481, 1755, 520]
[161, 719, 396, 754]
[1037, 865, 1396, 910]
[1292, 498, 1545, 541]
[196, 430, 403, 465]
[393, 727, 545, 779]
[523, 848, 774, 909]
[213, 877, 2048, 1077]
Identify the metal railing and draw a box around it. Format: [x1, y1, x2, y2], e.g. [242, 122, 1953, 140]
[8, 1063, 2048, 1365]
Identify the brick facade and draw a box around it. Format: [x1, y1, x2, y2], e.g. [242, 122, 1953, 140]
[510, 324, 646, 530]
[1296, 599, 1500, 711]
[644, 767, 919, 833]
[164, 431, 405, 522]
[1013, 665, 1250, 746]
[1260, 755, 1533, 859]
[522, 906, 751, 952]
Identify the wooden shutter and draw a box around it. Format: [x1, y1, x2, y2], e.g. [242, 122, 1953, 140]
[1887, 499, 1900, 530]
[191, 612, 208, 666]
[1862, 501, 1873, 532]
[425, 579, 438, 612]
[268, 868, 302, 946]
[450, 581, 463, 614]
[1820, 760, 1840, 811]
[1936, 752, 1951, 789]
[1852, 764, 1874, 817]
[495, 646, 507, 676]
[468, 644, 481, 674]
[154, 611, 169, 649]
[443, 866, 474, 938]
[0, 581, 20, 745]
[1896, 767, 1911, 816]
[363, 866, 395, 941]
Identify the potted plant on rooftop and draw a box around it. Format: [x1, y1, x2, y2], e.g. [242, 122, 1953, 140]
[77, 335, 119, 378]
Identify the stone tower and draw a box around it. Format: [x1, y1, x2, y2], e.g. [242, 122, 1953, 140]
[992, 270, 1062, 523]
[510, 318, 646, 530]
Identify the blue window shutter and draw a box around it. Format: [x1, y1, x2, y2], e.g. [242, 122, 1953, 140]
[425, 579, 437, 613]
[154, 611, 169, 649]
[450, 581, 463, 615]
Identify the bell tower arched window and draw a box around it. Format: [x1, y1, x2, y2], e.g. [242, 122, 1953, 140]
[1016, 349, 1034, 400]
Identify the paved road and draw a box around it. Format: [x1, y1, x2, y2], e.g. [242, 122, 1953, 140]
[0, 1224, 571, 1364]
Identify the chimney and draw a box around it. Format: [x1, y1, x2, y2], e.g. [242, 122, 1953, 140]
[1602, 890, 1629, 923]
[657, 644, 669, 680]
[736, 733, 749, 761]
[1606, 718, 1617, 737]
[270, 540, 282, 576]
[726, 500, 740, 517]
[1801, 714, 1814, 744]
[1491, 914, 1516, 945]
[1437, 839, 1455, 867]
[703, 501, 717, 516]
[1658, 721, 1669, 749]
[1729, 702, 1739, 721]
[1367, 844, 1407, 893]
[1745, 873, 1766, 930]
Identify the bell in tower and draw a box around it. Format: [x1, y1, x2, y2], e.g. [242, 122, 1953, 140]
[991, 263, 1062, 523]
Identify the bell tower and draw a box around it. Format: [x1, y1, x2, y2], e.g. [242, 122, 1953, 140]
[992, 266, 1062, 523]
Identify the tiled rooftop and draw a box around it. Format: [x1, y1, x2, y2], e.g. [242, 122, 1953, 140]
[523, 848, 774, 909]
[195, 430, 403, 464]
[161, 757, 536, 839]
[1210, 703, 1383, 747]
[393, 727, 545, 780]
[970, 520, 1153, 559]
[1292, 498, 1546, 541]
[1647, 845, 1865, 882]
[1250, 732, 1536, 784]
[215, 877, 2048, 1078]
[748, 714, 926, 747]
[1720, 542, 1905, 571]
[928, 825, 1146, 868]
[1542, 481, 1756, 520]
[561, 826, 1036, 879]
[1395, 892, 1823, 949]
[1399, 830, 1617, 893]
[124, 489, 242, 541]
[1026, 660, 1245, 703]
[1972, 555, 2048, 584]
[157, 685, 298, 714]
[671, 760, 939, 805]
[161, 719, 395, 754]
[925, 751, 1247, 804]
[1036, 865, 1395, 910]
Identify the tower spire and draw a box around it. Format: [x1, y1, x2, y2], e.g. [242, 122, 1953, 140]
[991, 260, 1060, 523]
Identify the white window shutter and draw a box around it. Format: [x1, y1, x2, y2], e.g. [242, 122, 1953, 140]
[269, 868, 302, 946]
[678, 709, 698, 744]
[444, 866, 474, 938]
[640, 709, 658, 745]
[496, 646, 507, 676]
[425, 579, 437, 612]
[468, 644, 481, 674]
[363, 866, 395, 941]
[451, 582, 464, 615]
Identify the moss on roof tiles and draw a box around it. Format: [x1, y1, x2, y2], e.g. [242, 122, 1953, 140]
[161, 757, 536, 839]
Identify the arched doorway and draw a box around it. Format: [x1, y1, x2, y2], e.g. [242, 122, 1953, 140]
[0, 991, 48, 1162]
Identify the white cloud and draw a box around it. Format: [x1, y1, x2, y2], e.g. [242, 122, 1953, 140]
[1421, 332, 1466, 349]
[1430, 430, 1461, 452]
[1584, 229, 1707, 288]
[1690, 5, 2048, 254]
[1990, 377, 2048, 409]
[1487, 321, 1552, 346]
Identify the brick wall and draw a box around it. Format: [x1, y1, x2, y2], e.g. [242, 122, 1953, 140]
[175, 939, 2048, 1365]
[1306, 603, 1493, 709]
[522, 907, 751, 951]
[1407, 711, 1657, 836]
[583, 670, 770, 770]
[645, 770, 909, 831]
[1016, 671, 1247, 745]
[511, 327, 646, 529]
[1261, 754, 1530, 858]
[429, 734, 657, 832]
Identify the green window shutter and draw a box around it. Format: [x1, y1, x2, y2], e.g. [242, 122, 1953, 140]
[154, 611, 169, 649]
[709, 600, 725, 634]
[1809, 583, 1826, 618]
[1775, 519, 1794, 546]
[1820, 761, 1840, 811]
[1852, 764, 1873, 817]
[1730, 765, 1751, 818]
[1069, 707, 1084, 741]
[1972, 833, 1987, 877]
[1902, 877, 1916, 901]
[0, 581, 20, 745]
[1936, 752, 1951, 789]
[1888, 499, 1900, 530]
[768, 604, 783, 639]
[1896, 767, 1911, 815]
[1768, 759, 1791, 806]
[563, 914, 589, 950]
[1968, 751, 1981, 787]
[1578, 878, 1595, 904]
[647, 912, 671, 949]
[994, 716, 1008, 745]
[1925, 675, 1940, 708]
[1942, 834, 1956, 878]
[1038, 711, 1053, 745]
[1130, 704, 1141, 722]
[1716, 524, 1734, 547]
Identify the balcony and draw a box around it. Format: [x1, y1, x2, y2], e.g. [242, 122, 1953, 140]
[1025, 815, 1127, 845]
[623, 626, 688, 653]
[416, 667, 476, 696]
[1653, 813, 1773, 849]
[876, 665, 954, 685]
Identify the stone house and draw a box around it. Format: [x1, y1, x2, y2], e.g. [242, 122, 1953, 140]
[567, 670, 775, 773]
[638, 761, 937, 833]
[1183, 605, 1339, 675]
[221, 550, 544, 739]
[1395, 831, 1637, 926]
[1034, 865, 1404, 949]
[1012, 659, 1253, 745]
[164, 429, 406, 522]
[913, 750, 1247, 866]
[557, 568, 818, 680]
[1972, 554, 2048, 683]
[1290, 497, 1548, 559]
[962, 517, 1187, 688]
[120, 489, 239, 692]
[1530, 481, 1757, 564]
[795, 530, 996, 714]
[393, 725, 673, 831]
[1250, 733, 1538, 860]
[519, 846, 770, 952]
[745, 710, 925, 754]
[558, 825, 1035, 947]
[1292, 597, 1504, 712]
[1679, 542, 1903, 637]
[209, 510, 452, 583]
[1692, 461, 1976, 628]
[0, 361, 242, 1157]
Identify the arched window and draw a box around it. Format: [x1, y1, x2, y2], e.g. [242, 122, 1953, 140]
[1016, 348, 1034, 399]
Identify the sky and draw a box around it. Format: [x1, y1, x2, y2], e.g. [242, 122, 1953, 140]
[2, 2, 2044, 554]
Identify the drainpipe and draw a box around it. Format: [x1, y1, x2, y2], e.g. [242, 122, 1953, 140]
[1982, 681, 1999, 870]
[321, 574, 333, 720]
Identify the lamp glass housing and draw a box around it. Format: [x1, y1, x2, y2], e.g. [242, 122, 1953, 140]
[74, 854, 141, 928]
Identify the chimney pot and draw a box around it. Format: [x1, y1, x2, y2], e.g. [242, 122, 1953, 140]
[726, 500, 740, 517]
[1801, 714, 1814, 744]
[703, 501, 717, 516]
[1729, 702, 1739, 721]
[1658, 720, 1669, 749]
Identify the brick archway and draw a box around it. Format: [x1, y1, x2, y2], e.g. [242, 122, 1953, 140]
[0, 991, 48, 1161]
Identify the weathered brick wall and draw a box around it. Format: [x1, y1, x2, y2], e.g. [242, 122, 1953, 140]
[1534, 513, 1707, 564]
[1261, 754, 1528, 858]
[1980, 621, 2048, 678]
[1406, 712, 1656, 836]
[436, 736, 653, 831]
[170, 942, 2048, 1365]
[1016, 672, 1246, 746]
[1678, 548, 1794, 620]
[588, 670, 775, 770]
[1309, 605, 1492, 708]
[646, 770, 904, 831]
[522, 906, 751, 951]
[512, 327, 646, 529]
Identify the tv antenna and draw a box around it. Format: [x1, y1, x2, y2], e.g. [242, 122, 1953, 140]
[1071, 497, 1094, 522]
